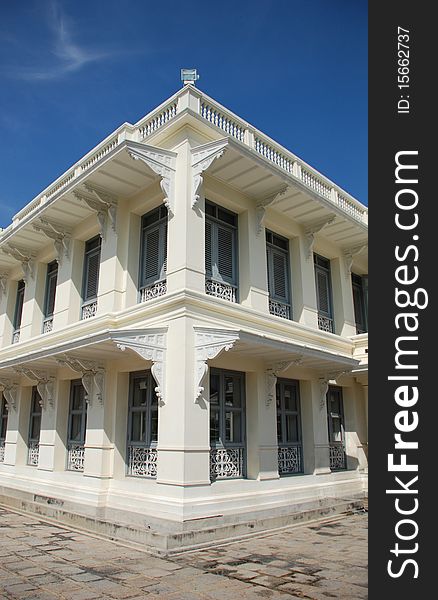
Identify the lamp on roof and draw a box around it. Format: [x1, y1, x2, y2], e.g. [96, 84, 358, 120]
[181, 68, 199, 86]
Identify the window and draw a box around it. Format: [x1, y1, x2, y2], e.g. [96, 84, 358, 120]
[205, 200, 238, 303]
[28, 387, 42, 466]
[266, 230, 291, 319]
[81, 236, 101, 319]
[43, 261, 58, 333]
[0, 394, 8, 463]
[314, 253, 334, 333]
[12, 280, 25, 343]
[209, 369, 245, 479]
[139, 205, 168, 302]
[67, 380, 87, 471]
[126, 371, 158, 477]
[326, 386, 346, 470]
[276, 379, 303, 474]
[352, 273, 368, 334]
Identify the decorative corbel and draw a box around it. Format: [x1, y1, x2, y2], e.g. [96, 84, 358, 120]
[32, 218, 72, 265]
[13, 367, 56, 409]
[0, 379, 18, 411]
[55, 355, 105, 406]
[191, 139, 229, 208]
[265, 358, 300, 407]
[194, 328, 240, 402]
[112, 331, 166, 405]
[0, 272, 9, 302]
[256, 186, 288, 236]
[319, 370, 350, 410]
[343, 244, 367, 278]
[73, 184, 118, 240]
[1, 245, 35, 283]
[303, 215, 336, 259]
[126, 143, 177, 216]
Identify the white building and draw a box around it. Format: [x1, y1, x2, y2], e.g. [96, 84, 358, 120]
[0, 82, 368, 552]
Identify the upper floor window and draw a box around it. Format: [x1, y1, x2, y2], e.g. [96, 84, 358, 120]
[0, 394, 8, 462]
[139, 205, 168, 303]
[352, 273, 368, 334]
[81, 236, 101, 320]
[276, 379, 303, 475]
[27, 387, 42, 466]
[205, 200, 238, 303]
[326, 386, 347, 471]
[266, 230, 291, 320]
[67, 380, 87, 472]
[43, 261, 58, 333]
[12, 280, 25, 344]
[314, 254, 334, 333]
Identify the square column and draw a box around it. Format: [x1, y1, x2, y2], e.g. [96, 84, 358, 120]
[96, 222, 124, 315]
[18, 263, 46, 341]
[0, 278, 14, 348]
[37, 379, 68, 472]
[52, 239, 84, 329]
[291, 236, 319, 329]
[246, 371, 279, 480]
[343, 384, 368, 471]
[3, 385, 31, 466]
[239, 212, 270, 313]
[300, 380, 331, 475]
[331, 256, 357, 336]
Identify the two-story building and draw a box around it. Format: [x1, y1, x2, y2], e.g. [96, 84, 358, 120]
[0, 81, 368, 552]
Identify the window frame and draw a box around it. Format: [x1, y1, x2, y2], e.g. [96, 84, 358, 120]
[138, 205, 168, 294]
[326, 385, 345, 445]
[314, 253, 334, 331]
[43, 261, 58, 319]
[81, 236, 102, 313]
[13, 280, 25, 333]
[205, 199, 239, 292]
[127, 371, 159, 450]
[352, 273, 368, 334]
[67, 380, 87, 447]
[209, 368, 246, 450]
[0, 394, 8, 443]
[266, 229, 292, 319]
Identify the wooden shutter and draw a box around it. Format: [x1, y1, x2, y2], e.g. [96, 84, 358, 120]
[14, 280, 25, 330]
[44, 263, 58, 317]
[141, 221, 167, 286]
[315, 266, 332, 317]
[205, 219, 213, 277]
[84, 249, 100, 301]
[271, 250, 289, 301]
[217, 225, 235, 283]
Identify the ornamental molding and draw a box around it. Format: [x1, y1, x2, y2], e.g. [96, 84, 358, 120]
[1, 244, 35, 283]
[32, 218, 72, 265]
[113, 331, 167, 405]
[126, 143, 177, 216]
[318, 370, 350, 410]
[13, 367, 56, 409]
[0, 379, 18, 411]
[194, 328, 240, 402]
[265, 359, 300, 407]
[303, 215, 336, 259]
[55, 355, 105, 406]
[343, 244, 368, 278]
[73, 184, 118, 240]
[256, 186, 289, 236]
[191, 139, 229, 208]
[0, 272, 9, 302]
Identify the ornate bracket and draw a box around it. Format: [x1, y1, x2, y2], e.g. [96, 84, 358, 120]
[0, 379, 18, 411]
[0, 272, 9, 302]
[303, 215, 336, 259]
[13, 367, 56, 409]
[191, 139, 229, 208]
[33, 218, 72, 265]
[256, 186, 288, 236]
[1, 245, 35, 283]
[265, 358, 301, 407]
[126, 143, 177, 216]
[318, 370, 350, 410]
[73, 184, 118, 240]
[194, 328, 240, 402]
[343, 244, 367, 278]
[56, 355, 105, 406]
[113, 331, 167, 405]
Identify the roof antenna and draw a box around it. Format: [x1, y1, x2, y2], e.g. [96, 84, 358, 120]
[181, 68, 199, 86]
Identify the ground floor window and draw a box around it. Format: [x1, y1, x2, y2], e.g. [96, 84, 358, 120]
[67, 380, 87, 472]
[209, 368, 246, 480]
[28, 387, 42, 466]
[0, 394, 8, 462]
[126, 371, 158, 478]
[327, 386, 347, 470]
[276, 379, 303, 475]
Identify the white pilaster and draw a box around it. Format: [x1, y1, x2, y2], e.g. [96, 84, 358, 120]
[239, 209, 269, 313]
[331, 256, 357, 336]
[52, 239, 83, 328]
[300, 379, 331, 475]
[291, 236, 318, 329]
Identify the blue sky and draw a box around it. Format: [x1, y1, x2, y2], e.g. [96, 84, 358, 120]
[0, 0, 367, 227]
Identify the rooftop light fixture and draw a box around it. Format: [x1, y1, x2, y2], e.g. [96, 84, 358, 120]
[181, 68, 199, 86]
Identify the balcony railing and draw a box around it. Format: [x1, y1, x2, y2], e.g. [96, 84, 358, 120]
[67, 444, 85, 472]
[127, 445, 157, 478]
[210, 447, 245, 480]
[139, 280, 167, 303]
[329, 443, 347, 471]
[278, 446, 303, 475]
[269, 299, 291, 320]
[81, 300, 97, 320]
[318, 314, 334, 333]
[0, 441, 5, 463]
[27, 441, 39, 466]
[205, 279, 237, 303]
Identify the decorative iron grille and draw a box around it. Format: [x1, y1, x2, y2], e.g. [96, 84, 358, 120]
[205, 279, 237, 303]
[127, 446, 157, 478]
[318, 314, 334, 333]
[0, 441, 5, 463]
[27, 441, 39, 466]
[67, 444, 85, 472]
[81, 300, 97, 320]
[278, 446, 303, 475]
[210, 447, 245, 480]
[42, 317, 53, 333]
[269, 299, 291, 320]
[139, 281, 167, 303]
[329, 443, 347, 470]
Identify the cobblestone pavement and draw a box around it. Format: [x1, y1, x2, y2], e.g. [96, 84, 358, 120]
[0, 506, 367, 599]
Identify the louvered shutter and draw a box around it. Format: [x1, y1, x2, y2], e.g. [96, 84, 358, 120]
[160, 221, 168, 279]
[315, 268, 331, 316]
[142, 226, 160, 285]
[84, 249, 100, 301]
[217, 225, 234, 283]
[205, 220, 213, 277]
[45, 265, 58, 317]
[272, 250, 288, 301]
[14, 281, 25, 330]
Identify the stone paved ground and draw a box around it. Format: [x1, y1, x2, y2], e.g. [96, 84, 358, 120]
[0, 506, 367, 599]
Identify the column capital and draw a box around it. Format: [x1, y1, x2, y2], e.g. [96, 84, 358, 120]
[1, 244, 35, 283]
[13, 367, 56, 410]
[191, 139, 229, 208]
[32, 218, 72, 265]
[0, 379, 19, 411]
[55, 355, 105, 406]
